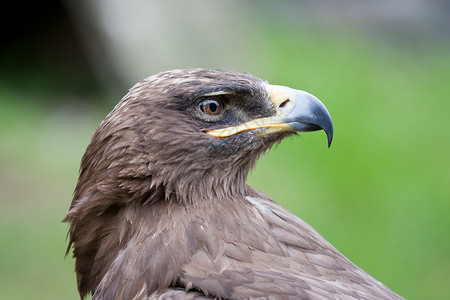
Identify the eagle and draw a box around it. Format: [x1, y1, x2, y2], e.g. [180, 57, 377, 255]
[65, 69, 403, 300]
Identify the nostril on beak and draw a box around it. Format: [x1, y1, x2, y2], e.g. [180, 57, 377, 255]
[279, 99, 290, 108]
[277, 98, 294, 115]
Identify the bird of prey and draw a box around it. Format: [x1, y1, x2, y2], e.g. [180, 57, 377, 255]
[65, 69, 403, 300]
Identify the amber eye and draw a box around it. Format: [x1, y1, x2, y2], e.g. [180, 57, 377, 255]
[198, 99, 225, 117]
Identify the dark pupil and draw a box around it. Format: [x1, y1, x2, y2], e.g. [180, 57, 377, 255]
[208, 102, 218, 112]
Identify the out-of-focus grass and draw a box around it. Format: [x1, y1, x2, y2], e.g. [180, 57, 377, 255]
[1, 29, 449, 300]
[0, 94, 102, 300]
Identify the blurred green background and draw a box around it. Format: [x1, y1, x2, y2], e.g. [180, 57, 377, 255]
[1, 1, 449, 299]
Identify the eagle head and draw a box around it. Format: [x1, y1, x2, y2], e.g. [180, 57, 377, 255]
[75, 69, 332, 205]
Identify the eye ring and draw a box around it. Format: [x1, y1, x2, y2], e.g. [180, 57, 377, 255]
[197, 99, 225, 117]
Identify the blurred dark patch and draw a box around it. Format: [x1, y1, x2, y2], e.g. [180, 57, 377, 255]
[0, 0, 101, 103]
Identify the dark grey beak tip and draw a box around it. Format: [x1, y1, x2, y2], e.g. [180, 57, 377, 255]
[313, 112, 333, 148]
[320, 113, 334, 148]
[308, 96, 333, 148]
[326, 126, 333, 148]
[292, 91, 334, 148]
